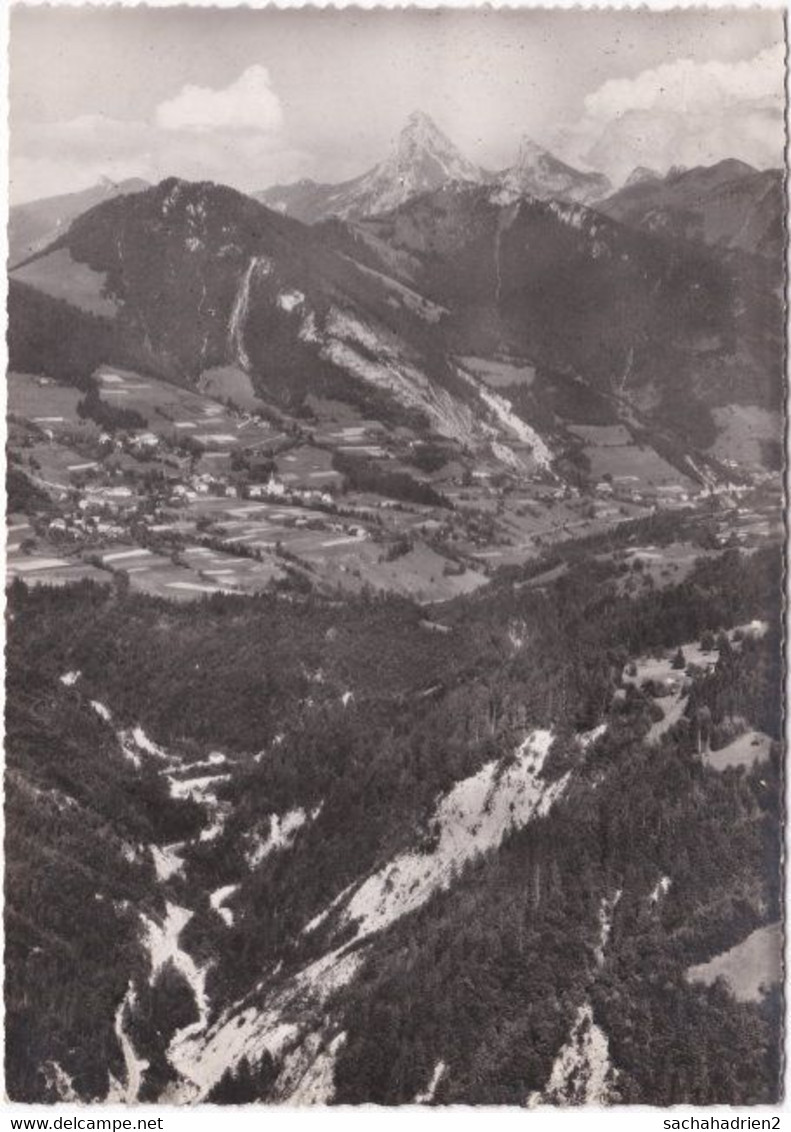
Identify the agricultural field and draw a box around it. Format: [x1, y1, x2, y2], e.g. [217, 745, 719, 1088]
[8, 371, 94, 438]
[178, 545, 285, 593]
[295, 534, 486, 603]
[360, 544, 487, 602]
[467, 493, 649, 567]
[312, 421, 387, 452]
[5, 506, 285, 602]
[11, 248, 118, 318]
[94, 366, 285, 452]
[610, 541, 719, 591]
[99, 544, 275, 601]
[687, 923, 782, 1003]
[275, 445, 343, 490]
[6, 518, 110, 587]
[704, 730, 773, 771]
[6, 558, 111, 588]
[22, 440, 103, 491]
[6, 366, 781, 612]
[198, 364, 261, 409]
[6, 515, 35, 552]
[568, 422, 697, 496]
[585, 445, 693, 492]
[444, 487, 501, 514]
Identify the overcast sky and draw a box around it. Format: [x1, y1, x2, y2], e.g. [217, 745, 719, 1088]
[9, 6, 786, 204]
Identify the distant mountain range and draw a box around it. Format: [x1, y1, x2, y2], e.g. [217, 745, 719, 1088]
[10, 113, 780, 267]
[255, 112, 484, 223]
[8, 177, 149, 267]
[623, 166, 661, 189]
[256, 112, 612, 223]
[598, 159, 783, 259]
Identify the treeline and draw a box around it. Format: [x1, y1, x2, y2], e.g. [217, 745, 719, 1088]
[5, 542, 782, 1102]
[333, 450, 448, 507]
[329, 622, 782, 1104]
[77, 383, 148, 431]
[7, 280, 117, 389]
[7, 466, 53, 515]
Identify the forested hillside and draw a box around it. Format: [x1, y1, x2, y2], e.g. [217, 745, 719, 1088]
[6, 7, 785, 1111]
[5, 537, 782, 1104]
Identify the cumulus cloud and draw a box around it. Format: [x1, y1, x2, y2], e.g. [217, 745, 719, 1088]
[553, 43, 785, 185]
[10, 107, 312, 205]
[155, 64, 283, 133]
[585, 43, 784, 121]
[9, 66, 314, 203]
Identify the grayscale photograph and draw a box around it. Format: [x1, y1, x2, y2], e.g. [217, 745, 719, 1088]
[4, 3, 786, 1107]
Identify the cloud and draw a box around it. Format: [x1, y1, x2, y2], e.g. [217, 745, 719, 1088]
[11, 154, 148, 205]
[155, 64, 283, 133]
[552, 43, 785, 184]
[585, 43, 784, 122]
[10, 65, 311, 203]
[584, 103, 783, 187]
[10, 108, 312, 205]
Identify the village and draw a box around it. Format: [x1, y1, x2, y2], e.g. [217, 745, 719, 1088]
[6, 365, 783, 604]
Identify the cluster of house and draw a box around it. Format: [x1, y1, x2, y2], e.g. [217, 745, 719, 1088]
[245, 477, 333, 508]
[48, 486, 136, 541]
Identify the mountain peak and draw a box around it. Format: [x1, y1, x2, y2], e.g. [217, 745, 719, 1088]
[500, 137, 611, 205]
[403, 109, 439, 133]
[392, 111, 473, 170]
[624, 165, 661, 188]
[515, 136, 550, 167]
[256, 111, 483, 222]
[371, 110, 483, 199]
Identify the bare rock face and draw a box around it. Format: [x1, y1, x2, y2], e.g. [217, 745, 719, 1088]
[256, 111, 485, 224]
[497, 136, 611, 205]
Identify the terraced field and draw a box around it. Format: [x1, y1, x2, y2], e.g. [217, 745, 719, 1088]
[8, 372, 93, 437]
[94, 366, 285, 452]
[12, 248, 118, 318]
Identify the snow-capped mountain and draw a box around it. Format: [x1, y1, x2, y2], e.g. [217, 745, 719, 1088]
[256, 111, 485, 223]
[495, 137, 611, 206]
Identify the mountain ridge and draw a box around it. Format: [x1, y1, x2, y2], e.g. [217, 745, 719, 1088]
[8, 177, 150, 267]
[256, 111, 486, 223]
[497, 136, 611, 205]
[256, 112, 613, 223]
[598, 160, 783, 258]
[9, 172, 782, 476]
